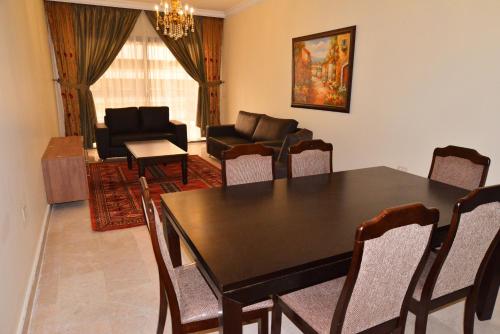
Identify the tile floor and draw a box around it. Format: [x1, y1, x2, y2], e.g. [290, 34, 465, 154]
[28, 143, 500, 333]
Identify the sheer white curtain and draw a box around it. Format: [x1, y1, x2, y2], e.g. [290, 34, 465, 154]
[91, 36, 201, 141]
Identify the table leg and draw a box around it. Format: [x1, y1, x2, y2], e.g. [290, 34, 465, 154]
[219, 296, 243, 334]
[162, 205, 182, 267]
[477, 243, 499, 320]
[127, 151, 133, 170]
[181, 157, 188, 185]
[138, 161, 145, 177]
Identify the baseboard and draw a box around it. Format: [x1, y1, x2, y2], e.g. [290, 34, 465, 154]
[17, 204, 52, 334]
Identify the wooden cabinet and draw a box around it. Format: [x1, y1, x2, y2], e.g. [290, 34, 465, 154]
[42, 136, 89, 204]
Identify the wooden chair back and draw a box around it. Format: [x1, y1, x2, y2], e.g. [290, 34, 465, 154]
[287, 139, 333, 178]
[141, 185, 183, 328]
[428, 145, 490, 190]
[331, 203, 439, 333]
[221, 144, 275, 186]
[419, 185, 500, 302]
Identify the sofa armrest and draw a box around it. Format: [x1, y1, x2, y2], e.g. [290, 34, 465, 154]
[95, 123, 110, 159]
[206, 124, 237, 138]
[277, 128, 314, 163]
[168, 120, 188, 151]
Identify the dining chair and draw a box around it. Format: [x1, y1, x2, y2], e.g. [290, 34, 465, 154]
[407, 185, 500, 334]
[222, 143, 275, 186]
[428, 145, 490, 190]
[140, 177, 272, 334]
[287, 139, 333, 179]
[271, 203, 439, 334]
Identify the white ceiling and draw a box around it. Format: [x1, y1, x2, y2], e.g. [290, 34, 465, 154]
[131, 0, 244, 12]
[49, 0, 258, 17]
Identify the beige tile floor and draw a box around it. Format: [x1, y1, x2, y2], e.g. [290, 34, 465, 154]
[28, 143, 500, 333]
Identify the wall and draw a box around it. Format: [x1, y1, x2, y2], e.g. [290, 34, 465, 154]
[222, 0, 500, 184]
[0, 0, 59, 332]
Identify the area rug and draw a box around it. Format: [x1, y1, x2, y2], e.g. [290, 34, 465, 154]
[88, 155, 221, 231]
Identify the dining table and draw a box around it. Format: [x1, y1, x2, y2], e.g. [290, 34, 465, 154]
[160, 166, 498, 333]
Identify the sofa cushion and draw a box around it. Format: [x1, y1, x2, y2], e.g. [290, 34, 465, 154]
[110, 132, 176, 147]
[234, 111, 262, 140]
[252, 115, 298, 142]
[208, 136, 253, 147]
[105, 107, 140, 134]
[139, 106, 170, 132]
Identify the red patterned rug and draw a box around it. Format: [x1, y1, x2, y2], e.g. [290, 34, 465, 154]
[88, 155, 221, 231]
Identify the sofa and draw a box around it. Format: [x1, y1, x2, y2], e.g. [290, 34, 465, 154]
[95, 106, 187, 159]
[206, 111, 313, 178]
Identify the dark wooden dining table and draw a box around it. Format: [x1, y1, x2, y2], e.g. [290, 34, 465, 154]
[160, 166, 496, 333]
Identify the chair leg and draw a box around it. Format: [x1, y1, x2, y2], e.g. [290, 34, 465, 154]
[157, 281, 168, 334]
[464, 291, 477, 334]
[271, 298, 282, 334]
[258, 310, 269, 334]
[414, 311, 429, 334]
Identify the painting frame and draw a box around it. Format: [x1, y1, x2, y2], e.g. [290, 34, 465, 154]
[292, 26, 356, 113]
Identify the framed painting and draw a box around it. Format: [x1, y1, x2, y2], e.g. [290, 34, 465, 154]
[292, 26, 356, 113]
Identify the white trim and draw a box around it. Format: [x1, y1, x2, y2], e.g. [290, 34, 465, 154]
[225, 0, 262, 16]
[16, 205, 52, 334]
[46, 0, 226, 18]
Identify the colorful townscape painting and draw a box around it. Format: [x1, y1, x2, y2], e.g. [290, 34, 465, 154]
[292, 26, 356, 113]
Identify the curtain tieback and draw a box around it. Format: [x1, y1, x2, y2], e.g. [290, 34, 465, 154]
[55, 78, 89, 90]
[199, 80, 224, 87]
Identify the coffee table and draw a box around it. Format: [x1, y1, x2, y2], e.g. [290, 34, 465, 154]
[124, 140, 188, 183]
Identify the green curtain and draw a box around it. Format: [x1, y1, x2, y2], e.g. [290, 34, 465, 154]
[74, 5, 140, 148]
[145, 11, 210, 136]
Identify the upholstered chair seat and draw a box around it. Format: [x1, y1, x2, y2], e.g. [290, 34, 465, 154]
[176, 263, 272, 324]
[280, 277, 346, 333]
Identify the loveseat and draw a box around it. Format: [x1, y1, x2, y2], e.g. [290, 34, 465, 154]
[206, 111, 312, 177]
[95, 106, 187, 159]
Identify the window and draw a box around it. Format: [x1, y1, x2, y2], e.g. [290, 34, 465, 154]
[91, 36, 201, 141]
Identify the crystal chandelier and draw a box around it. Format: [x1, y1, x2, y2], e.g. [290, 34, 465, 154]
[155, 0, 195, 40]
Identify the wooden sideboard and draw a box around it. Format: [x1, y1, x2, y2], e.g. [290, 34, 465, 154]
[42, 136, 89, 204]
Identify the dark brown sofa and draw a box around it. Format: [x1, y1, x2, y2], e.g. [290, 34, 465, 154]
[95, 106, 187, 159]
[206, 111, 312, 177]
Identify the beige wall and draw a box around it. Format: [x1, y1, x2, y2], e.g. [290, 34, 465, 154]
[222, 0, 500, 184]
[0, 0, 59, 332]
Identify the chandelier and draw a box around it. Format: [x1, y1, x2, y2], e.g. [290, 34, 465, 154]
[155, 0, 195, 40]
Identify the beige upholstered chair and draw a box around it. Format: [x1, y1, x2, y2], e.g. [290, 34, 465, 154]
[222, 144, 275, 187]
[140, 177, 272, 334]
[271, 203, 438, 334]
[288, 139, 333, 179]
[428, 145, 490, 190]
[408, 185, 500, 334]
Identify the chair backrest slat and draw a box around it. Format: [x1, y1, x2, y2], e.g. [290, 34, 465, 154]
[331, 204, 439, 334]
[222, 144, 274, 186]
[429, 145, 490, 190]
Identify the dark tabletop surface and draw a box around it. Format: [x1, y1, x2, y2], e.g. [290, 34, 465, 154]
[161, 166, 469, 293]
